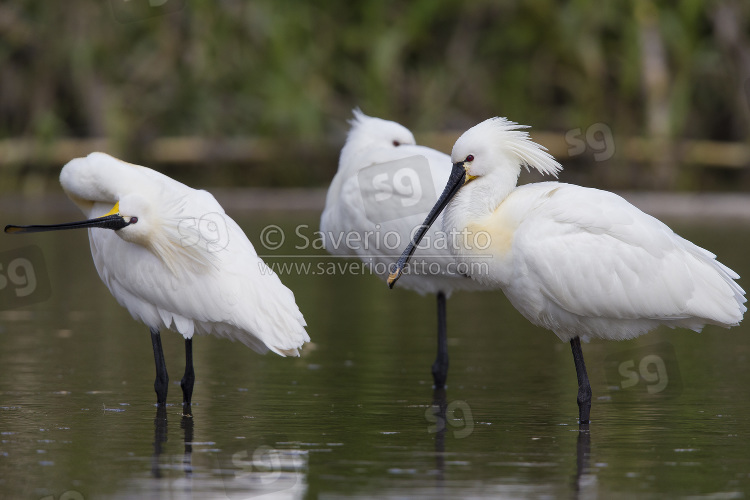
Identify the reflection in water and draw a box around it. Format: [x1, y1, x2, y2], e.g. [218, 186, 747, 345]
[148, 407, 308, 499]
[222, 445, 309, 499]
[151, 406, 194, 479]
[2, 213, 748, 498]
[573, 423, 597, 500]
[151, 406, 168, 479]
[431, 386, 447, 486]
[181, 413, 194, 477]
[430, 387, 598, 499]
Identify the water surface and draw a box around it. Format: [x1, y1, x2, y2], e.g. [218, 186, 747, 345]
[1, 205, 749, 499]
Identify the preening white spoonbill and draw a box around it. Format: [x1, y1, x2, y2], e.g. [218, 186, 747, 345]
[321, 110, 493, 388]
[388, 117, 746, 424]
[5, 152, 309, 409]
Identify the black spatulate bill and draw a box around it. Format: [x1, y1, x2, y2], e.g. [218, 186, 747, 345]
[5, 214, 132, 234]
[388, 161, 467, 288]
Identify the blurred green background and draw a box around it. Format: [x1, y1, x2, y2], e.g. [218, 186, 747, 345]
[1, 0, 749, 193]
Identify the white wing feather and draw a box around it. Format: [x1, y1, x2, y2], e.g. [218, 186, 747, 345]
[503, 183, 746, 341]
[89, 189, 309, 356]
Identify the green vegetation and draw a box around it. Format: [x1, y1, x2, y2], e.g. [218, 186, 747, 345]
[0, 0, 749, 190]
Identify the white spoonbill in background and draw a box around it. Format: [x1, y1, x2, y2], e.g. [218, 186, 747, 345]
[321, 110, 493, 388]
[5, 152, 309, 409]
[388, 117, 746, 424]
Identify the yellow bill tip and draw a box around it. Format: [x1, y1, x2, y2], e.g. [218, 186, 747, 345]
[387, 270, 401, 288]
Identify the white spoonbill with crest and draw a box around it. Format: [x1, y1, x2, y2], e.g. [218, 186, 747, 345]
[321, 110, 494, 388]
[388, 117, 746, 424]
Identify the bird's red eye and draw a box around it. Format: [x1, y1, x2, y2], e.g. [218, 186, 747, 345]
[465, 155, 474, 162]
[129, 217, 138, 225]
[392, 140, 401, 147]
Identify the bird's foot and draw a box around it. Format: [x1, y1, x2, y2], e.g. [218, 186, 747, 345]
[180, 377, 194, 409]
[181, 402, 193, 417]
[431, 359, 449, 389]
[154, 377, 169, 406]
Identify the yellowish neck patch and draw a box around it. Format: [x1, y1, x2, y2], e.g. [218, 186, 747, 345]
[103, 201, 120, 217]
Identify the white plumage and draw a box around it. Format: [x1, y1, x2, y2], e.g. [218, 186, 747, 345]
[321, 110, 494, 387]
[440, 118, 745, 339]
[7, 152, 309, 407]
[321, 109, 489, 295]
[62, 152, 309, 356]
[389, 117, 746, 423]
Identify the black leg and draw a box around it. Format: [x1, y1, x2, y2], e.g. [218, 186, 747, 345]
[432, 291, 449, 389]
[151, 328, 169, 406]
[570, 337, 592, 424]
[181, 337, 195, 411]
